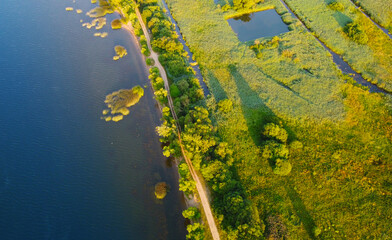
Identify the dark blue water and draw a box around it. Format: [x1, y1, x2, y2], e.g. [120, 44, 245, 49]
[227, 10, 289, 41]
[0, 0, 186, 239]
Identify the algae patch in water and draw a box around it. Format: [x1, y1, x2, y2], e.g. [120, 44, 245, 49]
[113, 45, 127, 60]
[102, 86, 144, 122]
[111, 19, 122, 29]
[94, 32, 108, 38]
[82, 17, 106, 30]
[86, 6, 113, 18]
[154, 182, 168, 199]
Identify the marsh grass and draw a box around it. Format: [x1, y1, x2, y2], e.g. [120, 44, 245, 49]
[82, 17, 107, 30]
[165, 0, 392, 238]
[113, 45, 127, 60]
[284, 0, 392, 91]
[111, 19, 122, 29]
[355, 0, 392, 31]
[102, 86, 144, 122]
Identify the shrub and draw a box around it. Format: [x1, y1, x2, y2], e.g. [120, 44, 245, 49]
[218, 99, 233, 113]
[273, 159, 292, 176]
[344, 22, 368, 45]
[328, 1, 345, 12]
[146, 57, 155, 66]
[182, 207, 201, 220]
[186, 223, 205, 240]
[263, 123, 288, 143]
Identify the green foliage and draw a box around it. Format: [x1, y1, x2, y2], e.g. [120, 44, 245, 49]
[327, 1, 344, 12]
[146, 57, 154, 66]
[262, 123, 288, 143]
[170, 84, 181, 98]
[272, 158, 292, 176]
[186, 223, 205, 240]
[217, 99, 233, 113]
[283, 0, 392, 91]
[353, 0, 392, 31]
[344, 21, 368, 44]
[182, 207, 201, 220]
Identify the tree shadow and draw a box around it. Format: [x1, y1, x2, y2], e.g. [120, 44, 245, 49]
[227, 64, 278, 146]
[285, 180, 317, 240]
[206, 69, 228, 102]
[332, 11, 352, 28]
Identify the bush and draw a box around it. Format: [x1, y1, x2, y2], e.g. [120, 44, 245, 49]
[344, 22, 368, 45]
[273, 159, 292, 176]
[182, 207, 201, 220]
[263, 123, 288, 143]
[328, 1, 345, 12]
[186, 223, 205, 240]
[146, 57, 155, 66]
[218, 99, 233, 113]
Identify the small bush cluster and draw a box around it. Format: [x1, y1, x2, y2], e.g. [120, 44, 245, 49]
[261, 123, 292, 176]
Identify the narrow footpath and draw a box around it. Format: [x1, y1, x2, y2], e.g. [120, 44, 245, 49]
[134, 7, 221, 240]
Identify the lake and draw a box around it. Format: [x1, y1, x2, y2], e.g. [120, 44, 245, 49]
[227, 10, 289, 42]
[0, 0, 186, 239]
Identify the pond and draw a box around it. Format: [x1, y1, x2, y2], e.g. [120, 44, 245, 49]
[227, 9, 289, 42]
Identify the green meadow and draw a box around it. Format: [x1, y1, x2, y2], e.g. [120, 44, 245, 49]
[355, 0, 392, 31]
[164, 0, 392, 238]
[283, 0, 392, 92]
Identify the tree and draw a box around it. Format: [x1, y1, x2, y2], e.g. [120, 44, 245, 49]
[186, 223, 205, 240]
[344, 22, 368, 45]
[182, 207, 201, 220]
[263, 123, 288, 143]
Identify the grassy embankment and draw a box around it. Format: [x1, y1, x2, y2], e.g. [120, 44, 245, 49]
[283, 0, 392, 92]
[110, 0, 267, 239]
[165, 0, 392, 238]
[354, 0, 392, 32]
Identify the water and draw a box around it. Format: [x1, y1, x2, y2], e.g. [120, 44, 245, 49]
[227, 10, 289, 42]
[0, 0, 186, 239]
[278, 0, 389, 94]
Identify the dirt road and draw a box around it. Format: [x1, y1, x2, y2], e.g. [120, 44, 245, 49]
[133, 7, 221, 240]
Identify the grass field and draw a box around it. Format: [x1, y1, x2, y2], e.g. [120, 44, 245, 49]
[164, 0, 392, 238]
[283, 0, 392, 92]
[355, 0, 392, 32]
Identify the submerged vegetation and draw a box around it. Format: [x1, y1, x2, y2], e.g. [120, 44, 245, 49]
[102, 86, 144, 122]
[111, 19, 122, 29]
[104, 0, 392, 238]
[113, 45, 127, 60]
[82, 17, 107, 30]
[154, 182, 169, 199]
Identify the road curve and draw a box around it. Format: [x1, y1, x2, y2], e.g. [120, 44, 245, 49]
[133, 7, 221, 240]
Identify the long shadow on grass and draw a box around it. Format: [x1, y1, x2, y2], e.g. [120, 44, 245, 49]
[206, 69, 228, 101]
[228, 64, 277, 146]
[285, 180, 317, 240]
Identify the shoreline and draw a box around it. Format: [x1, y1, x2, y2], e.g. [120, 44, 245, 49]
[115, 7, 199, 210]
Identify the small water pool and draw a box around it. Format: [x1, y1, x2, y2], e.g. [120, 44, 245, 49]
[228, 9, 289, 42]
